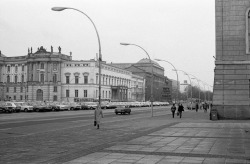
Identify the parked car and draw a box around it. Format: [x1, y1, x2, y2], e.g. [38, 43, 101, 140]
[33, 102, 52, 112]
[1, 102, 16, 113]
[103, 102, 117, 109]
[68, 102, 81, 110]
[115, 105, 131, 115]
[55, 103, 70, 111]
[14, 102, 34, 112]
[85, 102, 98, 110]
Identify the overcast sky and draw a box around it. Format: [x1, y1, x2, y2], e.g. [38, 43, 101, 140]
[0, 0, 215, 91]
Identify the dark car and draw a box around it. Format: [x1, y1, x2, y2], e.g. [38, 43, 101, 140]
[114, 105, 131, 115]
[33, 103, 52, 112]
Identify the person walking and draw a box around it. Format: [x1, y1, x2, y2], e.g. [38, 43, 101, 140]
[171, 103, 177, 118]
[178, 103, 184, 118]
[203, 102, 208, 113]
[94, 104, 103, 129]
[195, 102, 199, 112]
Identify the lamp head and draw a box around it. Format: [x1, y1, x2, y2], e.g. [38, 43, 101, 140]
[51, 7, 68, 11]
[120, 43, 130, 46]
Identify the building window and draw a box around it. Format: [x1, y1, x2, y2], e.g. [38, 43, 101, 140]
[53, 74, 57, 83]
[31, 74, 33, 81]
[40, 74, 44, 82]
[75, 76, 79, 84]
[96, 76, 98, 84]
[21, 75, 24, 83]
[66, 90, 69, 97]
[106, 91, 107, 98]
[84, 90, 87, 97]
[15, 75, 18, 83]
[84, 76, 88, 84]
[53, 63, 57, 71]
[106, 78, 108, 85]
[75, 90, 78, 97]
[25, 95, 28, 100]
[20, 95, 23, 100]
[22, 65, 24, 71]
[15, 66, 18, 72]
[102, 90, 104, 98]
[66, 76, 69, 84]
[21, 87, 23, 93]
[109, 91, 111, 98]
[14, 87, 16, 92]
[6, 87, 9, 92]
[7, 75, 10, 83]
[54, 86, 57, 92]
[14, 95, 16, 100]
[53, 95, 57, 101]
[41, 63, 44, 69]
[7, 66, 10, 72]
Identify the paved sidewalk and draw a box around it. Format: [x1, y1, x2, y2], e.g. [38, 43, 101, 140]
[64, 110, 250, 164]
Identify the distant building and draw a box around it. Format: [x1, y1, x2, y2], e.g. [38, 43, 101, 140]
[214, 0, 250, 119]
[110, 58, 172, 103]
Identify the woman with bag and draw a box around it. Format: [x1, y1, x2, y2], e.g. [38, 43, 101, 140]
[94, 104, 103, 129]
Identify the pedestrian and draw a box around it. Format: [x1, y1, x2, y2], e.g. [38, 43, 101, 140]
[178, 103, 184, 118]
[94, 104, 103, 129]
[195, 102, 199, 112]
[203, 102, 208, 113]
[171, 103, 177, 118]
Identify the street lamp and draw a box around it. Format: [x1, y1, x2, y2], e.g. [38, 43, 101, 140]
[120, 43, 154, 117]
[155, 59, 179, 104]
[52, 7, 102, 109]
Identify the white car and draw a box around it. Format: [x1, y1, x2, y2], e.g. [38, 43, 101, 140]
[14, 102, 34, 112]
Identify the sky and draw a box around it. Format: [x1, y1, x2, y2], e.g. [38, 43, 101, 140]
[0, 0, 215, 91]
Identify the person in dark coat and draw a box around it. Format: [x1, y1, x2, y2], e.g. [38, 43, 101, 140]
[178, 104, 184, 118]
[171, 103, 177, 118]
[195, 102, 199, 112]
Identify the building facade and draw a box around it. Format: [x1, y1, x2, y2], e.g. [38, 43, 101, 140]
[214, 0, 250, 119]
[110, 58, 172, 103]
[0, 46, 145, 102]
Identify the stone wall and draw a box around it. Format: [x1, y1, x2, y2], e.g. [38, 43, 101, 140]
[214, 0, 250, 119]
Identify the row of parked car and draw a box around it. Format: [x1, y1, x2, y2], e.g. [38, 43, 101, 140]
[0, 101, 170, 113]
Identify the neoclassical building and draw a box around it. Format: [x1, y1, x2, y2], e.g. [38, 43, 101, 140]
[213, 0, 250, 119]
[0, 46, 145, 102]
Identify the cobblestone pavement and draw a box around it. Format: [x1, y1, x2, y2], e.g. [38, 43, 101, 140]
[64, 110, 250, 164]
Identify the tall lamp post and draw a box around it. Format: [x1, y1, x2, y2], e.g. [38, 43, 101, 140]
[120, 43, 154, 117]
[52, 7, 102, 108]
[155, 59, 179, 104]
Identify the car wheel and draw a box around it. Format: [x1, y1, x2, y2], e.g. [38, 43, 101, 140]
[115, 112, 118, 115]
[70, 107, 74, 110]
[24, 108, 28, 112]
[128, 112, 131, 115]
